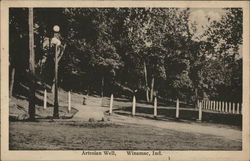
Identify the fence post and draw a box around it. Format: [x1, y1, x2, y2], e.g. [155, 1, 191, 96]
[218, 101, 221, 112]
[43, 89, 47, 109]
[222, 101, 225, 112]
[109, 94, 113, 115]
[154, 97, 157, 118]
[68, 91, 71, 112]
[132, 95, 136, 116]
[228, 102, 232, 113]
[216, 101, 218, 111]
[225, 102, 228, 113]
[232, 103, 235, 114]
[241, 103, 243, 114]
[208, 100, 211, 110]
[198, 101, 202, 121]
[236, 103, 240, 114]
[176, 98, 180, 119]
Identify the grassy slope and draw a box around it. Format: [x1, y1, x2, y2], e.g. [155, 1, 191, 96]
[9, 88, 242, 150]
[9, 121, 241, 150]
[9, 88, 78, 120]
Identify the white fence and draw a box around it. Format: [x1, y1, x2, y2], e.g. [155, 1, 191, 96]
[198, 100, 243, 114]
[102, 95, 242, 122]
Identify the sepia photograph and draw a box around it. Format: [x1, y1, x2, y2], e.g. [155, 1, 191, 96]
[1, 1, 249, 161]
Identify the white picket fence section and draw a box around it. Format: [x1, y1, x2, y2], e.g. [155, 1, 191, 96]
[198, 100, 242, 114]
[100, 94, 243, 123]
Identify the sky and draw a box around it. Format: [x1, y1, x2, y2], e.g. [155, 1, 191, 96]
[189, 8, 242, 57]
[189, 8, 227, 40]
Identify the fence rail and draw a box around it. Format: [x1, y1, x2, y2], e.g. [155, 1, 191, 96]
[199, 100, 242, 114]
[100, 95, 242, 123]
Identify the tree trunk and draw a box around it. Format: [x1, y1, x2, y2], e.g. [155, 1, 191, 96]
[143, 61, 149, 102]
[28, 8, 36, 120]
[150, 76, 155, 102]
[9, 66, 15, 97]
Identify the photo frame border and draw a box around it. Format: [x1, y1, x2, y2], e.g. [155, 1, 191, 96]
[1, 1, 249, 161]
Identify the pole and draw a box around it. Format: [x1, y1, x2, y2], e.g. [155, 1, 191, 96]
[198, 101, 202, 121]
[68, 91, 71, 112]
[132, 95, 136, 116]
[109, 94, 113, 115]
[28, 8, 35, 120]
[154, 96, 157, 118]
[53, 45, 59, 118]
[43, 89, 47, 109]
[176, 98, 179, 119]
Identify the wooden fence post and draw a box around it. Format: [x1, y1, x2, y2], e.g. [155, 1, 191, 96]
[68, 91, 71, 112]
[176, 98, 180, 119]
[216, 101, 218, 111]
[198, 101, 202, 121]
[218, 101, 221, 112]
[154, 97, 157, 118]
[236, 103, 240, 114]
[109, 94, 113, 115]
[132, 95, 136, 116]
[225, 102, 228, 113]
[229, 102, 232, 113]
[43, 89, 47, 109]
[232, 103, 235, 114]
[222, 101, 225, 112]
[208, 100, 211, 110]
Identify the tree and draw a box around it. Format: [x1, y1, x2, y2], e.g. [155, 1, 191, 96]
[121, 8, 191, 102]
[62, 8, 123, 96]
[9, 8, 29, 97]
[28, 8, 36, 120]
[201, 8, 243, 102]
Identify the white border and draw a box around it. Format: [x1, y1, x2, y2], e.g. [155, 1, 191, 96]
[1, 1, 249, 161]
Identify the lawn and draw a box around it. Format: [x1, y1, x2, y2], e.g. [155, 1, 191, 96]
[9, 120, 241, 150]
[8, 88, 242, 150]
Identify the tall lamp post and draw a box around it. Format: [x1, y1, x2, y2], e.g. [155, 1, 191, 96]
[52, 25, 60, 118]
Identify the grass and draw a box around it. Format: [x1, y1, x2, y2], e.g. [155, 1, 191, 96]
[9, 121, 241, 150]
[9, 86, 242, 150]
[9, 87, 78, 120]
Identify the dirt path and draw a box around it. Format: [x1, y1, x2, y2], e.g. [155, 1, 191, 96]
[69, 94, 241, 142]
[70, 96, 106, 121]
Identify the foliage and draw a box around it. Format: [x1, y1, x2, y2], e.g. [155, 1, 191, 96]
[9, 8, 243, 103]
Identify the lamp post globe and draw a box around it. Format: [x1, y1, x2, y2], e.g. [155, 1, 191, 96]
[53, 25, 60, 33]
